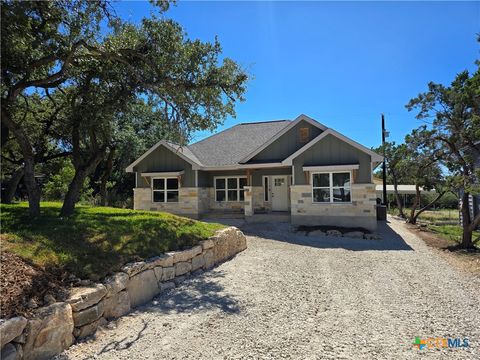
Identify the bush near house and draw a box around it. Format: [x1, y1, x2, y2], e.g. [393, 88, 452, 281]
[0, 202, 224, 281]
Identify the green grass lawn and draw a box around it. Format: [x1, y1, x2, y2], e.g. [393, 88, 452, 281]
[388, 207, 459, 223]
[427, 224, 480, 245]
[388, 207, 479, 246]
[0, 202, 224, 280]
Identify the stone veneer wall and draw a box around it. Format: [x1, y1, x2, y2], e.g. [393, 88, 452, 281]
[290, 183, 377, 231]
[207, 188, 244, 212]
[0, 227, 247, 360]
[251, 186, 272, 212]
[134, 187, 248, 217]
[197, 187, 210, 214]
[133, 187, 200, 218]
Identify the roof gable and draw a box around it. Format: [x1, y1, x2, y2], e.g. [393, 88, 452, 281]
[125, 140, 202, 172]
[282, 129, 383, 165]
[239, 114, 328, 163]
[243, 118, 324, 164]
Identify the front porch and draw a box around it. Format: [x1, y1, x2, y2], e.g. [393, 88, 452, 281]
[200, 168, 293, 221]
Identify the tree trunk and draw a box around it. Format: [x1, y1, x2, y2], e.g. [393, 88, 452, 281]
[99, 148, 115, 206]
[1, 107, 41, 216]
[461, 225, 473, 249]
[60, 149, 106, 217]
[2, 166, 24, 203]
[23, 155, 41, 216]
[411, 191, 446, 224]
[459, 191, 475, 249]
[406, 186, 421, 224]
[392, 175, 406, 218]
[61, 169, 87, 217]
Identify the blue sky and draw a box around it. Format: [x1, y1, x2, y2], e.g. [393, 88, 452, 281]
[113, 1, 479, 148]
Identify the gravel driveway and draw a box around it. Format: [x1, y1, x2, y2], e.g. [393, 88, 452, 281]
[59, 217, 480, 359]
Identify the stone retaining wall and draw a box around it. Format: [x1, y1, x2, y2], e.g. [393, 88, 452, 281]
[0, 227, 247, 360]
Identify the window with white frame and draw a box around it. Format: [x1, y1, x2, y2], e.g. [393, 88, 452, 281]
[152, 177, 179, 203]
[312, 172, 351, 203]
[215, 177, 247, 202]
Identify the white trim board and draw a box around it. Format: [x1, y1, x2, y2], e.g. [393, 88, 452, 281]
[282, 129, 383, 165]
[302, 164, 359, 172]
[199, 163, 285, 171]
[238, 114, 328, 164]
[141, 171, 185, 177]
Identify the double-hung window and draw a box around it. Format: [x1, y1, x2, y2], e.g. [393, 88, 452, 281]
[215, 177, 247, 202]
[312, 172, 351, 203]
[152, 178, 179, 203]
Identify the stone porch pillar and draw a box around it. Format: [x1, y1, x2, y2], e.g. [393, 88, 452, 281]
[244, 186, 253, 217]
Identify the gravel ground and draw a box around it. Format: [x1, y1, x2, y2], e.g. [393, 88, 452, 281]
[59, 217, 480, 359]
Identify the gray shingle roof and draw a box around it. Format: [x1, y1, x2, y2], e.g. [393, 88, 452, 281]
[188, 120, 291, 167]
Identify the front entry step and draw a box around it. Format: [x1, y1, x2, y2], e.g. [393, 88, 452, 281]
[246, 212, 291, 223]
[201, 211, 245, 219]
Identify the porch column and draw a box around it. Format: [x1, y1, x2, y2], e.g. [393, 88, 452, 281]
[244, 186, 253, 217]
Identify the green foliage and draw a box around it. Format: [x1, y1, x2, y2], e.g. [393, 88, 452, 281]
[428, 225, 480, 246]
[373, 141, 409, 184]
[406, 68, 480, 195]
[42, 159, 94, 202]
[1, 202, 224, 280]
[43, 159, 75, 200]
[406, 60, 480, 244]
[422, 191, 458, 209]
[2, 0, 249, 215]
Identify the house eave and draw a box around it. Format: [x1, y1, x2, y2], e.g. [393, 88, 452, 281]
[199, 162, 286, 171]
[141, 171, 185, 177]
[302, 164, 360, 172]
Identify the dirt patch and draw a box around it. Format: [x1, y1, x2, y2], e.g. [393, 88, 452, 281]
[296, 225, 371, 235]
[0, 250, 68, 319]
[405, 223, 480, 277]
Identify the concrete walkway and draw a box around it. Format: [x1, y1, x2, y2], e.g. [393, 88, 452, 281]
[59, 217, 480, 359]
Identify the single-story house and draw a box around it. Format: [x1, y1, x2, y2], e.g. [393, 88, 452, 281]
[126, 114, 383, 231]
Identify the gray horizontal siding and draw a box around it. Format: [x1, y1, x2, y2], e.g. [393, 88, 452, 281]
[293, 134, 372, 185]
[199, 170, 247, 188]
[251, 168, 292, 186]
[197, 168, 292, 187]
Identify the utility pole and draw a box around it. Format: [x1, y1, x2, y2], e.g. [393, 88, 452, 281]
[381, 114, 387, 205]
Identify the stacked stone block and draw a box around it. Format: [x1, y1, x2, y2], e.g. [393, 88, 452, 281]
[0, 227, 247, 360]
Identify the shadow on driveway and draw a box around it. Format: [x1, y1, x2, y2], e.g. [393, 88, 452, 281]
[142, 270, 240, 315]
[238, 220, 414, 252]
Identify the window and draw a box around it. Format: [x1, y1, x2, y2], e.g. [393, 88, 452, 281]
[274, 178, 285, 186]
[312, 172, 351, 203]
[215, 177, 247, 202]
[152, 177, 179, 203]
[299, 127, 310, 143]
[263, 176, 269, 202]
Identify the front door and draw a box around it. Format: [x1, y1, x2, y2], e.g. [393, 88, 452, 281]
[271, 176, 288, 211]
